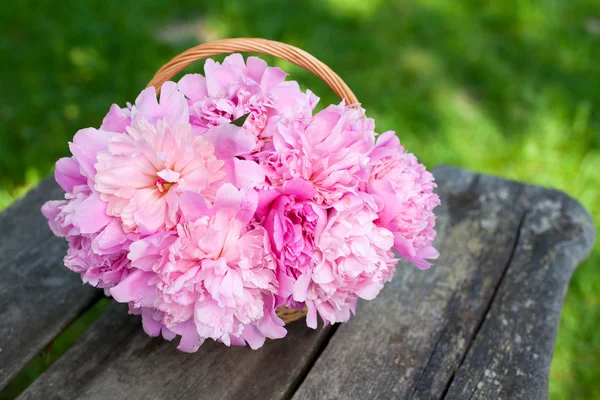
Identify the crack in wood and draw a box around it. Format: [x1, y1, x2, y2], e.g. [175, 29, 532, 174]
[407, 325, 449, 399]
[441, 211, 527, 400]
[284, 324, 340, 400]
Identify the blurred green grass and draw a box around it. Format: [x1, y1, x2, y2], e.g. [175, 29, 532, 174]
[0, 0, 598, 398]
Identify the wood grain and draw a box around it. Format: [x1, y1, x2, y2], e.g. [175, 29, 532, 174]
[443, 184, 595, 400]
[10, 167, 595, 399]
[292, 166, 594, 400]
[0, 178, 102, 390]
[19, 302, 335, 400]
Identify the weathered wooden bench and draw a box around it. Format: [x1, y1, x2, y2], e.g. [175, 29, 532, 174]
[0, 166, 594, 400]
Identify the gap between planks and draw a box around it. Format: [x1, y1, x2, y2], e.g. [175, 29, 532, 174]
[438, 211, 527, 400]
[283, 324, 341, 400]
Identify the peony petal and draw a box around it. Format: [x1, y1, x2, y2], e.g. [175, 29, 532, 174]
[69, 128, 111, 181]
[178, 74, 208, 102]
[202, 124, 257, 158]
[131, 82, 188, 125]
[100, 104, 131, 133]
[355, 282, 383, 300]
[171, 320, 204, 353]
[306, 301, 318, 329]
[93, 219, 128, 254]
[129, 189, 167, 235]
[162, 326, 177, 341]
[110, 270, 156, 307]
[292, 272, 312, 302]
[141, 308, 162, 337]
[281, 178, 315, 200]
[232, 158, 265, 189]
[211, 184, 261, 225]
[204, 58, 236, 97]
[241, 324, 266, 350]
[73, 192, 112, 234]
[370, 131, 401, 161]
[157, 168, 181, 183]
[245, 56, 268, 83]
[179, 191, 211, 222]
[55, 157, 86, 193]
[260, 67, 287, 90]
[255, 189, 280, 218]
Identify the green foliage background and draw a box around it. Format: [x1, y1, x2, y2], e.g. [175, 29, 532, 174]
[1, 1, 598, 398]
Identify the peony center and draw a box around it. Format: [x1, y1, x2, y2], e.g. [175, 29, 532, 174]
[154, 177, 173, 193]
[154, 168, 181, 193]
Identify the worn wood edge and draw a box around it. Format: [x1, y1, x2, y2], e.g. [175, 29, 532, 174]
[0, 177, 103, 390]
[442, 169, 596, 400]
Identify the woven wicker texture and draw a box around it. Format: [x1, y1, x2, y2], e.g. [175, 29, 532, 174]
[148, 37, 358, 104]
[148, 38, 358, 324]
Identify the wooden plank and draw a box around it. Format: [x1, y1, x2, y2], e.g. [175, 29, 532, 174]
[443, 184, 595, 400]
[0, 178, 102, 390]
[16, 166, 524, 399]
[292, 166, 594, 399]
[14, 167, 595, 399]
[19, 302, 335, 400]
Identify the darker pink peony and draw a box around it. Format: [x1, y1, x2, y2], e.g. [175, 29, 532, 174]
[257, 179, 326, 309]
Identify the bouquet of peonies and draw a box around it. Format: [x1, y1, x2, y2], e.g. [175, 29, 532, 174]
[42, 53, 439, 352]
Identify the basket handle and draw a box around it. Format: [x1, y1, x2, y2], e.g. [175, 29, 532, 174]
[147, 37, 359, 104]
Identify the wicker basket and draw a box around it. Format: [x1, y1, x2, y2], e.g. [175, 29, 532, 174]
[148, 38, 359, 324]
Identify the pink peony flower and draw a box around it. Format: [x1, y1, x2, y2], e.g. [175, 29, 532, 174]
[257, 179, 327, 308]
[111, 185, 286, 351]
[178, 54, 318, 152]
[296, 195, 397, 328]
[367, 131, 440, 269]
[94, 117, 226, 235]
[260, 103, 375, 205]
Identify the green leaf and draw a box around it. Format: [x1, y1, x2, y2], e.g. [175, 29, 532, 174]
[232, 112, 251, 127]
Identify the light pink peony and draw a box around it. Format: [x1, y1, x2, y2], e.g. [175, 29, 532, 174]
[260, 103, 375, 205]
[178, 54, 318, 152]
[367, 131, 440, 269]
[111, 185, 286, 351]
[296, 195, 398, 328]
[94, 118, 226, 235]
